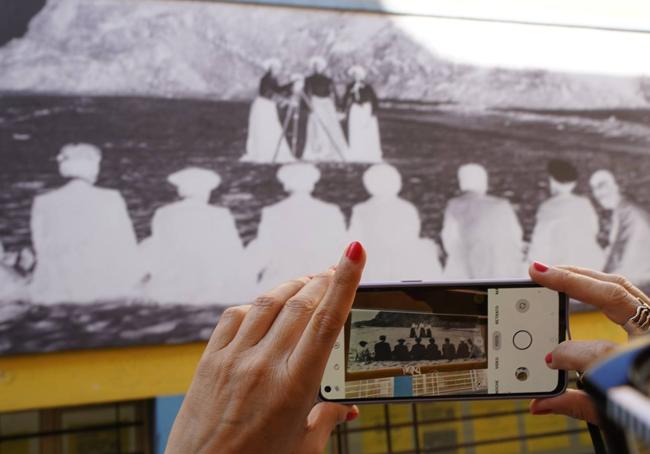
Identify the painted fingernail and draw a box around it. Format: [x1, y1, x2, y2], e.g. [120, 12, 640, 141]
[533, 261, 549, 272]
[545, 352, 552, 364]
[345, 241, 363, 262]
[346, 410, 359, 421]
[532, 409, 553, 415]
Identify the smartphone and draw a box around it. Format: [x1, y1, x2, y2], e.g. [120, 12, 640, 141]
[320, 280, 568, 403]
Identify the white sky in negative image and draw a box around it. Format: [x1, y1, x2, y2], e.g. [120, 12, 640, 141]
[391, 14, 650, 76]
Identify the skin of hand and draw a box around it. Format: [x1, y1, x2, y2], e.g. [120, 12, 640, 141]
[165, 242, 366, 454]
[528, 263, 647, 425]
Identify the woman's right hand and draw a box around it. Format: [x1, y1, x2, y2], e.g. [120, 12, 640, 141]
[528, 263, 649, 424]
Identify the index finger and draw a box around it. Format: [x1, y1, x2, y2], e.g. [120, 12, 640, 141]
[289, 242, 366, 376]
[529, 262, 637, 325]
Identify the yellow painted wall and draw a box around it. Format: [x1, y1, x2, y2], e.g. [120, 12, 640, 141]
[0, 311, 627, 412]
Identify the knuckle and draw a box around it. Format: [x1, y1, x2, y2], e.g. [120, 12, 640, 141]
[253, 295, 281, 310]
[285, 296, 317, 314]
[594, 341, 616, 358]
[220, 306, 245, 323]
[605, 283, 629, 305]
[611, 274, 634, 291]
[310, 309, 344, 339]
[332, 270, 357, 290]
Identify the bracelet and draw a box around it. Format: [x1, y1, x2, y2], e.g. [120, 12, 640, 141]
[623, 299, 650, 337]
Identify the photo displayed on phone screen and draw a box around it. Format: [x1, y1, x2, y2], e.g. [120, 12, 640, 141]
[321, 285, 563, 401]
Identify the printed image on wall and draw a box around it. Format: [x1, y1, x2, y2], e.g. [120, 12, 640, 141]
[1, 0, 649, 354]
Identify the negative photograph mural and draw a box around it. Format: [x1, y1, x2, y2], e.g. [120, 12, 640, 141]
[1, 0, 649, 354]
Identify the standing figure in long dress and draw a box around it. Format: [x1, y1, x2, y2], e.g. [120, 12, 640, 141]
[343, 65, 383, 163]
[248, 163, 347, 289]
[29, 144, 143, 304]
[528, 159, 604, 269]
[143, 167, 251, 304]
[241, 58, 295, 164]
[348, 164, 442, 281]
[302, 56, 348, 162]
[441, 163, 524, 279]
[590, 170, 650, 285]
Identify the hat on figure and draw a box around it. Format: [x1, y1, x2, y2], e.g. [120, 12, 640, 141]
[57, 143, 102, 183]
[263, 58, 282, 73]
[309, 56, 327, 73]
[168, 167, 221, 200]
[458, 163, 488, 194]
[277, 163, 321, 193]
[348, 65, 367, 80]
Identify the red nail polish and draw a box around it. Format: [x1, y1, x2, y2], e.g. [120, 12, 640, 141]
[346, 410, 359, 421]
[545, 352, 552, 364]
[533, 261, 549, 272]
[345, 241, 363, 262]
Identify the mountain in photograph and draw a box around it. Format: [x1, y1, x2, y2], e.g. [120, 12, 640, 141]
[0, 0, 648, 108]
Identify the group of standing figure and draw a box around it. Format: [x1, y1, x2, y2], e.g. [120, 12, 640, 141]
[241, 56, 383, 164]
[1, 142, 650, 305]
[355, 334, 483, 364]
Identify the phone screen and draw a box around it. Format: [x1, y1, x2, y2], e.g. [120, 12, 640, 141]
[320, 282, 567, 402]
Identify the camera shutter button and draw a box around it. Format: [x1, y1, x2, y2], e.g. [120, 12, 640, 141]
[513, 330, 532, 350]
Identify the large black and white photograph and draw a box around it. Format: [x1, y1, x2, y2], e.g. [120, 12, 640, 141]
[1, 0, 650, 355]
[347, 309, 486, 374]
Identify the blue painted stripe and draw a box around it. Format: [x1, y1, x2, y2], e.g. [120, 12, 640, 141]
[154, 395, 185, 454]
[394, 376, 413, 397]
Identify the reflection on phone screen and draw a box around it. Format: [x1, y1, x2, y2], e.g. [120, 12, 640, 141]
[321, 286, 562, 400]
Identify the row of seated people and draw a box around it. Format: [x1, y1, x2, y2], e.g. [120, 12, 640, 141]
[354, 335, 483, 363]
[1, 143, 649, 305]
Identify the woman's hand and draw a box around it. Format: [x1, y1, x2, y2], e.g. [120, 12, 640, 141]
[528, 263, 648, 424]
[165, 242, 366, 454]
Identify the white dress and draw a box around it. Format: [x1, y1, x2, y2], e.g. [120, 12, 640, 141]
[348, 196, 442, 282]
[247, 193, 347, 290]
[242, 97, 295, 164]
[29, 180, 143, 304]
[348, 102, 383, 163]
[303, 96, 348, 162]
[528, 193, 604, 269]
[143, 198, 253, 304]
[442, 192, 525, 279]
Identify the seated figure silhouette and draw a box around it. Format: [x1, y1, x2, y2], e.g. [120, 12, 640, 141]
[248, 163, 347, 290]
[392, 339, 410, 361]
[425, 338, 441, 360]
[410, 337, 426, 360]
[348, 164, 442, 282]
[442, 338, 456, 361]
[374, 335, 391, 361]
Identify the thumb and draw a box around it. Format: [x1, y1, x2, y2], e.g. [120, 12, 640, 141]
[530, 389, 599, 425]
[298, 403, 359, 453]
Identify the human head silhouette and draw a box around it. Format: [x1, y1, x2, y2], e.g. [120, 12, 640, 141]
[310, 56, 327, 74]
[263, 58, 282, 76]
[590, 169, 621, 210]
[458, 163, 488, 195]
[277, 163, 321, 194]
[168, 167, 221, 202]
[415, 337, 422, 344]
[547, 159, 578, 195]
[348, 65, 367, 82]
[57, 143, 102, 184]
[363, 164, 402, 197]
[379, 335, 387, 341]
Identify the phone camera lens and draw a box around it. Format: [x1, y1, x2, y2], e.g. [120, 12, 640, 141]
[324, 386, 332, 393]
[515, 367, 529, 381]
[516, 299, 530, 313]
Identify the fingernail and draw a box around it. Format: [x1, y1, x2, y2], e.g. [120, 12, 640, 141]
[533, 261, 549, 272]
[346, 410, 359, 421]
[345, 241, 363, 262]
[545, 352, 552, 364]
[531, 409, 553, 415]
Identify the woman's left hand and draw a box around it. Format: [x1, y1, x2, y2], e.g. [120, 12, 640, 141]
[165, 242, 366, 454]
[527, 263, 643, 424]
